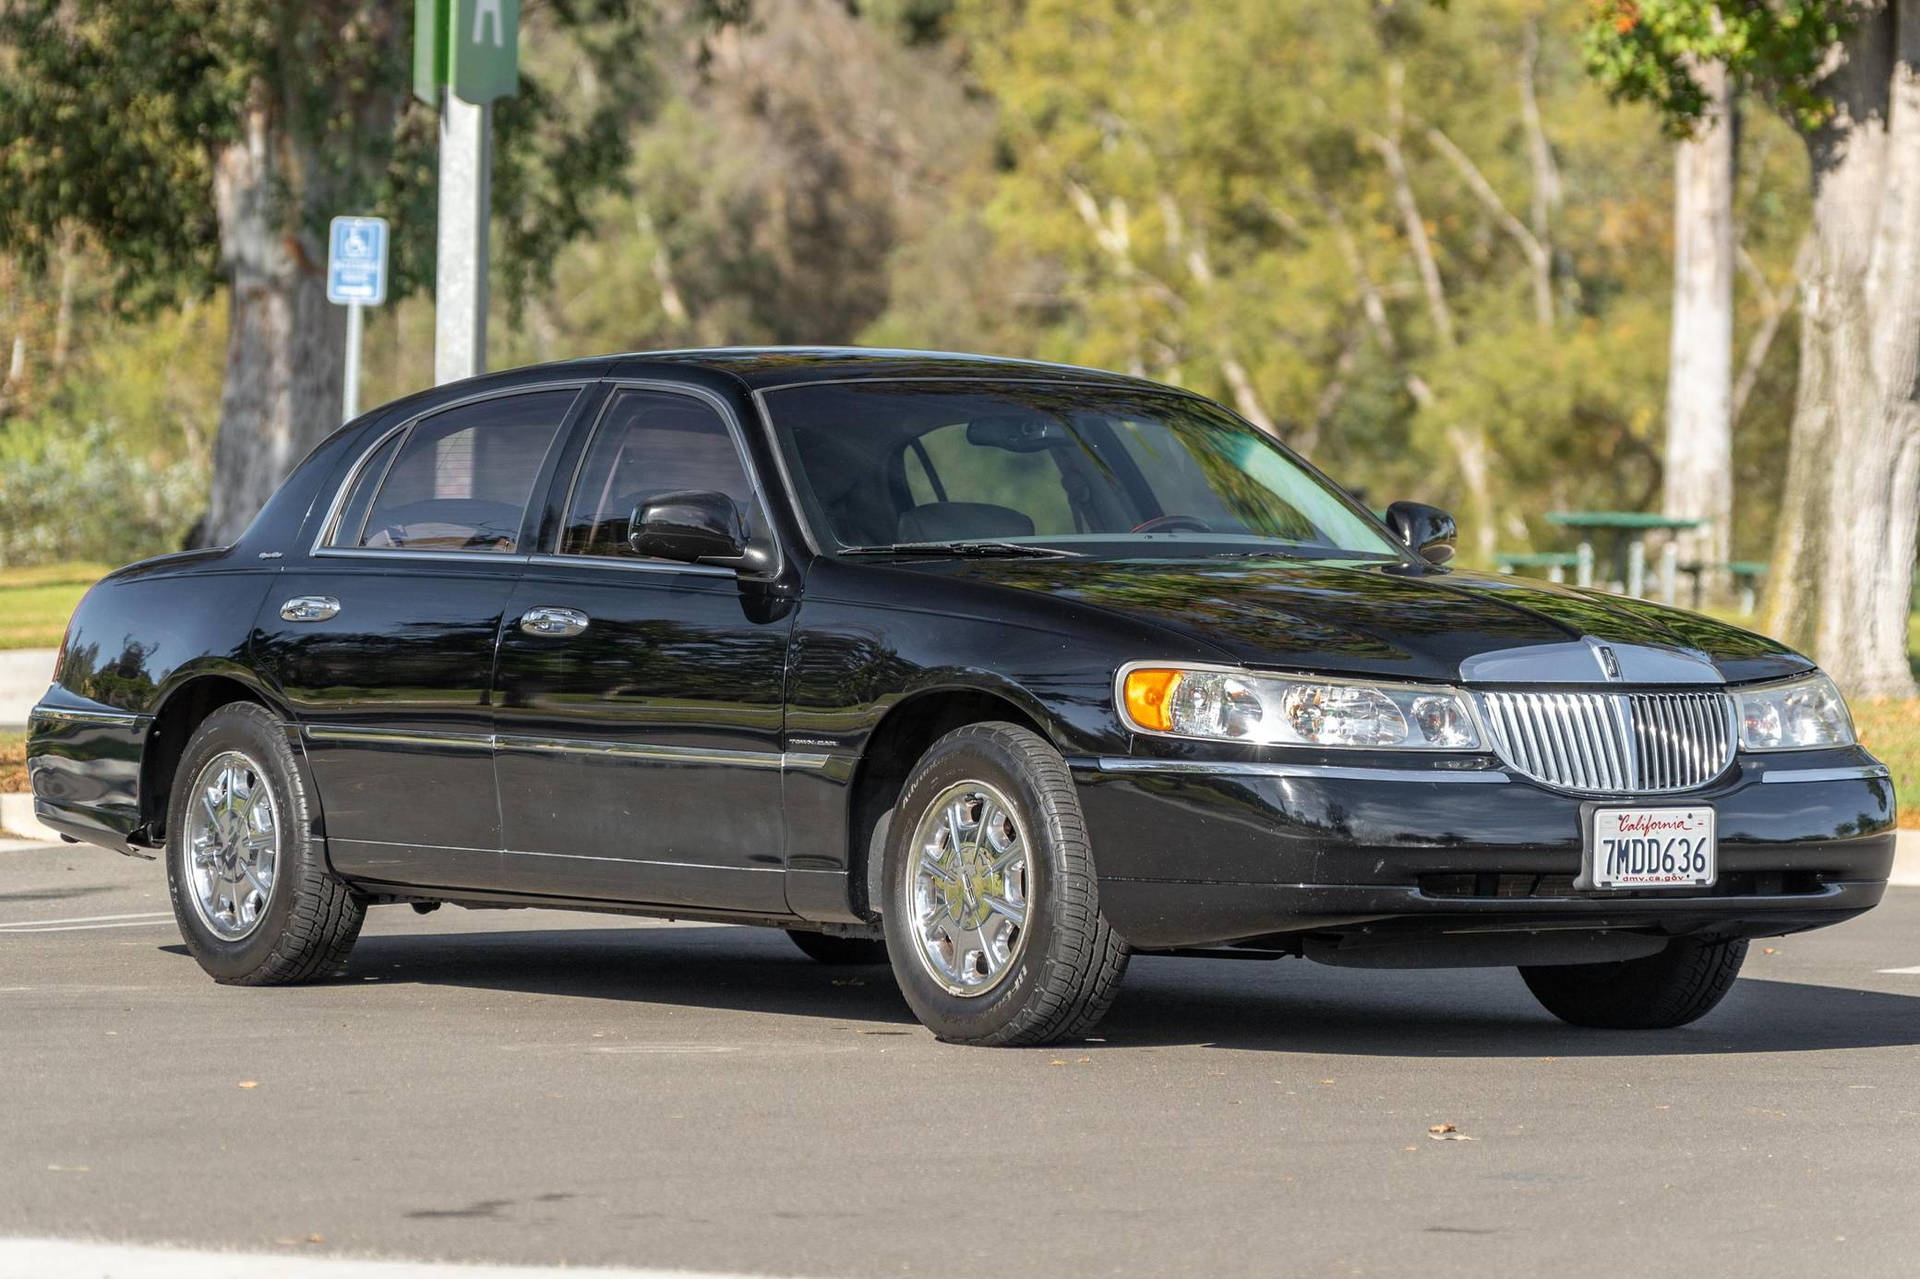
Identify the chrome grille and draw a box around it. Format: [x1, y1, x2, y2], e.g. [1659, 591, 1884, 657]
[1477, 690, 1736, 794]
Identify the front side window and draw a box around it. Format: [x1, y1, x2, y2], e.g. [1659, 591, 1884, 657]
[764, 380, 1403, 560]
[558, 389, 765, 560]
[329, 389, 575, 553]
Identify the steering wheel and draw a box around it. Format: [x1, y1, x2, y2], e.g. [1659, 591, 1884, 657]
[1131, 514, 1213, 534]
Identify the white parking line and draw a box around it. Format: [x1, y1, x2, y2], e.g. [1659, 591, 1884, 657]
[1877, 965, 1920, 974]
[0, 1238, 786, 1279]
[0, 919, 176, 934]
[0, 911, 172, 930]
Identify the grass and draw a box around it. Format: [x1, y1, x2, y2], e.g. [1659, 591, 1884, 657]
[0, 562, 107, 650]
[1851, 700, 1919, 828]
[0, 732, 25, 793]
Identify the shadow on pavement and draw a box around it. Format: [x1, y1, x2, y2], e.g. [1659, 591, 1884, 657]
[160, 922, 1920, 1056]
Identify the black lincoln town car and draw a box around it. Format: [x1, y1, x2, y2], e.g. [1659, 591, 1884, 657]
[27, 348, 1895, 1045]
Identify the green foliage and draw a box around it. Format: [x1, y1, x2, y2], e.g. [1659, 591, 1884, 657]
[0, 421, 202, 568]
[0, 0, 685, 309]
[1581, 1, 1853, 134]
[0, 0, 1822, 571]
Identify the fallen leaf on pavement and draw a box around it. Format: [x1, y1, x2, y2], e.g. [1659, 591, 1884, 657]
[1427, 1123, 1475, 1142]
[237, 1080, 259, 1089]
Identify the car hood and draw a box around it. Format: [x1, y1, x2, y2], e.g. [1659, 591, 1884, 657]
[917, 557, 1809, 686]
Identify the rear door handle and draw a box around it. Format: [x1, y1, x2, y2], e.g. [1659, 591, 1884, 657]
[279, 596, 340, 622]
[519, 606, 589, 638]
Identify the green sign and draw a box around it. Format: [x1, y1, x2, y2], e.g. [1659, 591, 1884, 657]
[414, 0, 519, 107]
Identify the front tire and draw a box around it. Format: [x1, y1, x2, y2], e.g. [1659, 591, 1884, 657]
[881, 722, 1129, 1047]
[166, 702, 365, 985]
[1520, 936, 1747, 1029]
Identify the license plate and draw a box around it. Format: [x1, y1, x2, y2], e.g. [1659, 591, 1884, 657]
[1584, 806, 1716, 890]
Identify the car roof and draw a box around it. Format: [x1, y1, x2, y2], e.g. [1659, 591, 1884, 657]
[601, 346, 1178, 393]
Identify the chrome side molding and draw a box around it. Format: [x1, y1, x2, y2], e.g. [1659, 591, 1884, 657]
[1758, 764, 1892, 785]
[1092, 758, 1511, 784]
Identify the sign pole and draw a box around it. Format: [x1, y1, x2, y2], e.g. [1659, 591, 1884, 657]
[342, 303, 365, 423]
[420, 0, 518, 387]
[434, 92, 490, 385]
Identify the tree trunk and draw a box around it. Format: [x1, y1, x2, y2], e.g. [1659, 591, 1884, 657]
[202, 97, 344, 547]
[1763, 2, 1920, 699]
[1663, 59, 1736, 590]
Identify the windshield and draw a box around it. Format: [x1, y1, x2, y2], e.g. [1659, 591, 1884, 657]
[761, 379, 1404, 560]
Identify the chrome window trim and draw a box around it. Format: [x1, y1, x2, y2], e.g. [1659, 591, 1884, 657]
[547, 378, 785, 578]
[307, 382, 591, 559]
[1757, 764, 1891, 784]
[1092, 757, 1511, 784]
[311, 547, 534, 567]
[524, 552, 733, 580]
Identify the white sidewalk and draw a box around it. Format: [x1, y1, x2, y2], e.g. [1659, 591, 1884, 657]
[0, 647, 56, 731]
[0, 1238, 781, 1279]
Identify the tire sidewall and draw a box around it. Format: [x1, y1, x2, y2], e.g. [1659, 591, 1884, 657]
[165, 704, 315, 982]
[881, 727, 1074, 1042]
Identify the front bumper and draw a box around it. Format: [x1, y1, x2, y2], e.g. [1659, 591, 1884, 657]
[1070, 750, 1896, 952]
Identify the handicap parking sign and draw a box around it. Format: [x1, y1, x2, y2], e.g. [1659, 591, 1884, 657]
[327, 216, 390, 306]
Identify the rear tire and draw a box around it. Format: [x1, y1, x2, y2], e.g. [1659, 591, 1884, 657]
[1520, 936, 1747, 1029]
[786, 930, 887, 965]
[881, 722, 1129, 1047]
[166, 702, 364, 985]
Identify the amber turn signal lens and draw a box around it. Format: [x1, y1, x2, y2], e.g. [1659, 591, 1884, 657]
[1122, 668, 1182, 732]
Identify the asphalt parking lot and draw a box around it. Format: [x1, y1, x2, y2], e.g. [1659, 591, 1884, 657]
[3, 838, 1918, 1278]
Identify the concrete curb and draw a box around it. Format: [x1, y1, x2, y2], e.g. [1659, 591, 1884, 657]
[0, 792, 60, 844]
[0, 647, 56, 732]
[1893, 829, 1920, 888]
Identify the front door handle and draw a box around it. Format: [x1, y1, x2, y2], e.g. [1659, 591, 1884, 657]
[519, 606, 589, 638]
[280, 596, 341, 623]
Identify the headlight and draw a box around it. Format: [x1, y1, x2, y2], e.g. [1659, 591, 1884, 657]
[1119, 664, 1482, 750]
[1734, 671, 1856, 751]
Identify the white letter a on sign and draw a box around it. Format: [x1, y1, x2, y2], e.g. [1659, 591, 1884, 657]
[473, 0, 505, 46]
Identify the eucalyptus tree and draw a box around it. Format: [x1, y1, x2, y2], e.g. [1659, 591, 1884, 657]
[1587, 0, 1920, 697]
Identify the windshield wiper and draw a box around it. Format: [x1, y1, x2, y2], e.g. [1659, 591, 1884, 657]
[840, 540, 1082, 559]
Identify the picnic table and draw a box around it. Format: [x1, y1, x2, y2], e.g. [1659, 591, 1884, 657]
[1544, 511, 1707, 604]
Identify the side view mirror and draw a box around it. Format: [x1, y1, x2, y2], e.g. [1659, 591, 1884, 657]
[629, 490, 754, 566]
[1384, 500, 1456, 566]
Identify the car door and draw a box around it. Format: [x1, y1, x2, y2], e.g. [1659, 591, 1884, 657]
[254, 384, 586, 892]
[490, 382, 794, 912]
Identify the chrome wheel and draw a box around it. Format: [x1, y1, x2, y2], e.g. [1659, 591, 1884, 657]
[907, 780, 1031, 996]
[183, 751, 280, 941]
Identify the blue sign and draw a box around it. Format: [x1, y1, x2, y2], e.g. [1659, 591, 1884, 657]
[327, 216, 390, 306]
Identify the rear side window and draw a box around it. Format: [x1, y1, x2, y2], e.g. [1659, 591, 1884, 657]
[329, 389, 575, 553]
[558, 389, 764, 560]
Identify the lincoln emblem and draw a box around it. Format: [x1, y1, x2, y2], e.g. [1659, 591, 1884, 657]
[1597, 644, 1622, 680]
